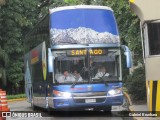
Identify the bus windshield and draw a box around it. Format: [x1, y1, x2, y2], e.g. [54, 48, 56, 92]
[53, 48, 121, 84]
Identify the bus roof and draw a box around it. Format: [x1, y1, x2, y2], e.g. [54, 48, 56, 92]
[130, 0, 160, 23]
[49, 5, 113, 14]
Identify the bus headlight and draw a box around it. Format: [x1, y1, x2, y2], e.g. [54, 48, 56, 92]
[108, 88, 122, 96]
[53, 90, 71, 98]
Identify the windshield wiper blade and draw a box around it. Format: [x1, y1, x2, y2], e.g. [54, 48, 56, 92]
[70, 77, 79, 88]
[89, 70, 94, 83]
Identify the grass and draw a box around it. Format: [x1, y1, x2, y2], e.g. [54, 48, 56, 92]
[7, 94, 26, 100]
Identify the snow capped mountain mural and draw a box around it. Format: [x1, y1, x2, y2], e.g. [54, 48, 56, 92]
[50, 27, 120, 45]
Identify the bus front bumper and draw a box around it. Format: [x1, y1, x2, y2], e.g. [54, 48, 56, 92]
[49, 94, 123, 111]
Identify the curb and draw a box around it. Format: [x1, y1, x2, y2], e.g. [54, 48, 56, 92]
[7, 98, 27, 102]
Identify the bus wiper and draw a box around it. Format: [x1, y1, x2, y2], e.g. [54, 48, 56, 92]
[88, 67, 97, 83]
[80, 66, 88, 74]
[70, 77, 79, 88]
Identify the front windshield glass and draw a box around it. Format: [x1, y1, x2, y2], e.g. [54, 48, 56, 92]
[53, 48, 121, 84]
[90, 49, 121, 82]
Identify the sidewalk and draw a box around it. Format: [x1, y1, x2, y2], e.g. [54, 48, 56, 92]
[129, 104, 148, 112]
[128, 100, 160, 120]
[123, 90, 159, 119]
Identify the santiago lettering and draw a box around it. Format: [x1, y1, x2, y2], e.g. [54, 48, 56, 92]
[71, 49, 103, 56]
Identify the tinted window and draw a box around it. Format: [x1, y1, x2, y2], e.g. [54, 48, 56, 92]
[148, 23, 160, 55]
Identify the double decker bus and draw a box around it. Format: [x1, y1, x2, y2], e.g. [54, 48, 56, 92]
[24, 5, 132, 112]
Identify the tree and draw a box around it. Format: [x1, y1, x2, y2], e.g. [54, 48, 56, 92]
[0, 47, 8, 88]
[125, 66, 146, 101]
[0, 0, 40, 93]
[0, 1, 7, 89]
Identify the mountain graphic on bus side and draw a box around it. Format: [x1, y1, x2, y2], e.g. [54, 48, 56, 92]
[50, 27, 120, 45]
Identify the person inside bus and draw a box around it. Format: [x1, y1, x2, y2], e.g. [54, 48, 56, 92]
[57, 69, 75, 83]
[95, 66, 109, 78]
[73, 70, 83, 81]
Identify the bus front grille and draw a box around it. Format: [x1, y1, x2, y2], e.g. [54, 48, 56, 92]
[73, 98, 106, 103]
[72, 92, 107, 103]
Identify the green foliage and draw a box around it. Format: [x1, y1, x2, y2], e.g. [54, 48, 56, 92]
[63, 0, 91, 5]
[0, 47, 8, 66]
[7, 94, 26, 100]
[125, 66, 146, 101]
[0, 47, 8, 88]
[0, 68, 6, 86]
[64, 0, 77, 4]
[0, 0, 40, 92]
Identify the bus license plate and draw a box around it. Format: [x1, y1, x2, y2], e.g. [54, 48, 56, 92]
[85, 99, 96, 103]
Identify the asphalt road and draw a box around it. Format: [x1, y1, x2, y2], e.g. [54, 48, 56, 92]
[6, 100, 133, 120]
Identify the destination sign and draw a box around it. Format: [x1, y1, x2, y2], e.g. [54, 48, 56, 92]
[67, 49, 106, 56]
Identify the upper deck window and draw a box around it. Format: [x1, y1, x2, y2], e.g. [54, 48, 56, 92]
[50, 9, 118, 34]
[148, 23, 160, 55]
[49, 8, 120, 45]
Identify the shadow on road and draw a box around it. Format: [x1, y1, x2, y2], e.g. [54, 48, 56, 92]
[33, 107, 130, 118]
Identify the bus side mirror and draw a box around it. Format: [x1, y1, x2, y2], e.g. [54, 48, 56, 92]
[48, 48, 54, 72]
[121, 45, 132, 68]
